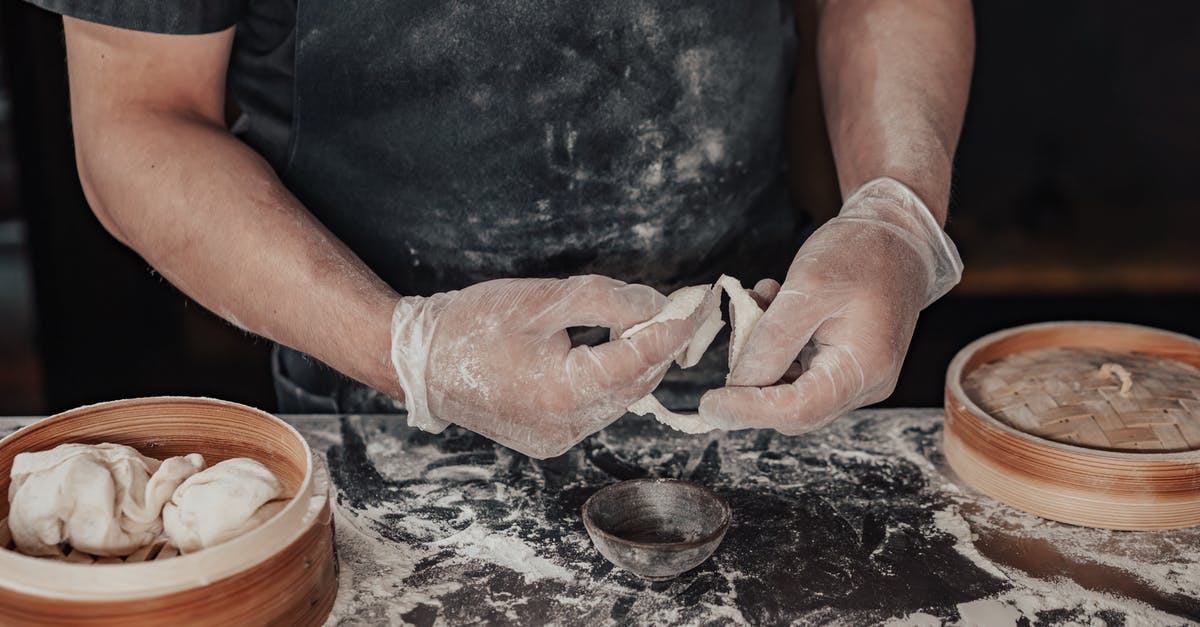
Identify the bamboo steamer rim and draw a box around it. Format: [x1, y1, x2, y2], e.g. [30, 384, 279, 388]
[0, 396, 326, 601]
[946, 321, 1200, 463]
[945, 321, 1200, 530]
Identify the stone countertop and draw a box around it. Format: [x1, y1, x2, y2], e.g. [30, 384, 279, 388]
[2, 410, 1198, 625]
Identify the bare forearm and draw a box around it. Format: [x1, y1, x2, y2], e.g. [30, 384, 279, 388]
[74, 111, 402, 398]
[815, 0, 974, 223]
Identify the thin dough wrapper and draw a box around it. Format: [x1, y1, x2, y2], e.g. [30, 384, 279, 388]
[162, 458, 286, 554]
[624, 276, 764, 433]
[620, 284, 724, 368]
[7, 444, 204, 557]
[716, 274, 765, 371]
[626, 394, 711, 434]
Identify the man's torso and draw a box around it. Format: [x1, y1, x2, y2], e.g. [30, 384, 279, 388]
[230, 0, 802, 294]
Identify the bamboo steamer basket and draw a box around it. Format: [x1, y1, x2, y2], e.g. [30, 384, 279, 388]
[944, 322, 1200, 530]
[0, 397, 337, 626]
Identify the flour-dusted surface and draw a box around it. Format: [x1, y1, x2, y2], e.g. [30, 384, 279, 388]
[284, 410, 1200, 626]
[2, 411, 1197, 625]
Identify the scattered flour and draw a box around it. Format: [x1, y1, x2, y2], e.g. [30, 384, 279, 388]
[258, 412, 1200, 624]
[932, 507, 1007, 581]
[954, 598, 1023, 626]
[325, 506, 454, 626]
[431, 522, 575, 584]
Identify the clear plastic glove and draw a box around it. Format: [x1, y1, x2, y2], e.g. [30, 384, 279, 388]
[699, 177, 962, 434]
[391, 275, 707, 458]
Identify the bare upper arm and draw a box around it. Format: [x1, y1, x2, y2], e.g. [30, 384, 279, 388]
[62, 17, 234, 131]
[62, 18, 235, 236]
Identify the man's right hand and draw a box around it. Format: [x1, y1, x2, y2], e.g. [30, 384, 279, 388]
[390, 275, 706, 459]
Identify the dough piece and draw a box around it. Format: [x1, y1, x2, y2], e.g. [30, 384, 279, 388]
[626, 394, 711, 434]
[1099, 362, 1134, 397]
[620, 285, 709, 337]
[162, 458, 285, 554]
[622, 276, 766, 434]
[7, 444, 204, 557]
[620, 284, 724, 369]
[621, 284, 724, 368]
[680, 292, 725, 369]
[716, 275, 765, 369]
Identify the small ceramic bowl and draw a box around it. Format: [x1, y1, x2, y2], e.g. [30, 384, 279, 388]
[582, 478, 731, 581]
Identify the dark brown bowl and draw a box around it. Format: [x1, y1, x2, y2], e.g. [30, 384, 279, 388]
[581, 479, 731, 581]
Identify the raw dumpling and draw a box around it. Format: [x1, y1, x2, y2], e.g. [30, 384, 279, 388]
[7, 443, 204, 557]
[162, 458, 285, 554]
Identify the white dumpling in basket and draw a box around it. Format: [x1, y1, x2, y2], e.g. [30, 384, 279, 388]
[7, 443, 204, 557]
[162, 458, 286, 553]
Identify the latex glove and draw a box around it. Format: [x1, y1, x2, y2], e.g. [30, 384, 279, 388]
[391, 275, 707, 458]
[699, 177, 962, 434]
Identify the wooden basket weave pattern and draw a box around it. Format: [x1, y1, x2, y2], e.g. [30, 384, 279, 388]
[964, 348, 1200, 452]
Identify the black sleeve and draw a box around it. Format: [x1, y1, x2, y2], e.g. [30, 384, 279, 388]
[24, 0, 245, 35]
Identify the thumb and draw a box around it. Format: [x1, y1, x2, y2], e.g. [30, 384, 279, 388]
[564, 296, 708, 392]
[727, 287, 829, 387]
[537, 275, 667, 335]
[751, 278, 782, 309]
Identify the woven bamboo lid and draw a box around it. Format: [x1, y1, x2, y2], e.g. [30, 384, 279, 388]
[944, 322, 1200, 530]
[963, 348, 1200, 452]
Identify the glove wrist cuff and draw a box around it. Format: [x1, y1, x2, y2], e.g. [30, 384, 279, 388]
[390, 294, 454, 433]
[840, 177, 964, 307]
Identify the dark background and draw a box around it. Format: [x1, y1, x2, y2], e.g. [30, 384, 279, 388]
[1, 1, 1198, 415]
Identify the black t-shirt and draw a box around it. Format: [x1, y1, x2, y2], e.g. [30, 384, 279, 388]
[30, 0, 803, 296]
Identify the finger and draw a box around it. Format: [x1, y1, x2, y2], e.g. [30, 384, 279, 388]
[512, 403, 634, 459]
[522, 369, 675, 458]
[780, 360, 805, 384]
[536, 275, 667, 334]
[727, 286, 830, 387]
[564, 305, 705, 392]
[798, 338, 820, 371]
[751, 278, 782, 308]
[700, 343, 867, 435]
[774, 337, 820, 384]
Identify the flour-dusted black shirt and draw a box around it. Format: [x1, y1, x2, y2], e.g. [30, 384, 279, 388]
[30, 0, 803, 297]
